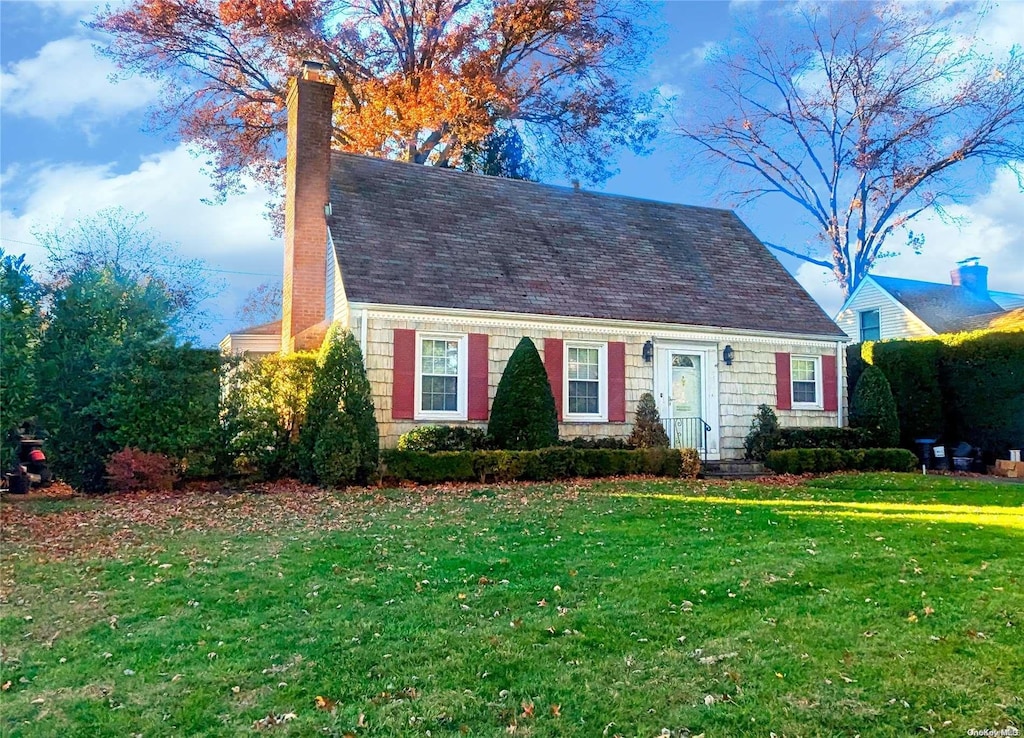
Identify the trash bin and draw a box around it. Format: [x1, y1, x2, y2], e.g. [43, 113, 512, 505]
[915, 438, 938, 469]
[5, 471, 29, 495]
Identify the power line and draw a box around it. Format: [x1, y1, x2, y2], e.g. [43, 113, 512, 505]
[0, 235, 279, 278]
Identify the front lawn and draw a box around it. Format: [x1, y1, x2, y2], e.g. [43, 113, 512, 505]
[2, 474, 1022, 737]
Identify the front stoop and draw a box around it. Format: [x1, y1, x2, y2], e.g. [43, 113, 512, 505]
[702, 459, 765, 480]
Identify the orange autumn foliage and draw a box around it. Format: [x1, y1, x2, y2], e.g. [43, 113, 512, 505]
[92, 0, 657, 195]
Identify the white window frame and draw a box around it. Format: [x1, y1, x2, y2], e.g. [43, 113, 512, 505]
[791, 355, 823, 409]
[563, 341, 608, 422]
[859, 308, 881, 341]
[414, 332, 468, 421]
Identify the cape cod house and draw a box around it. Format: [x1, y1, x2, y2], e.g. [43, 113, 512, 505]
[834, 258, 1024, 343]
[222, 65, 849, 459]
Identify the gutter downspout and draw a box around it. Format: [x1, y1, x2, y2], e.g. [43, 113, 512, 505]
[360, 307, 369, 358]
[837, 341, 845, 428]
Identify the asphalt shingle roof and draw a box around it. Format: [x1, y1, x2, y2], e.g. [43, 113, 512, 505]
[327, 153, 845, 338]
[871, 275, 1009, 334]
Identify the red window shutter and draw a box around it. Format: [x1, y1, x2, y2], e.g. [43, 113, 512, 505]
[822, 354, 839, 412]
[544, 338, 564, 421]
[775, 352, 792, 411]
[468, 333, 489, 421]
[392, 329, 416, 420]
[608, 341, 626, 422]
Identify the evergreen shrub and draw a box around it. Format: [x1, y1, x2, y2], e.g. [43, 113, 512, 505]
[300, 325, 379, 487]
[487, 337, 558, 450]
[397, 425, 489, 452]
[629, 392, 670, 448]
[765, 448, 917, 474]
[380, 446, 700, 484]
[850, 365, 900, 447]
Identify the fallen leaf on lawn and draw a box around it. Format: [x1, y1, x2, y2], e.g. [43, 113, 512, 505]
[840, 674, 856, 683]
[521, 701, 534, 718]
[775, 672, 784, 679]
[357, 713, 367, 727]
[315, 695, 335, 711]
[1, 681, 10, 691]
[923, 606, 935, 617]
[704, 694, 715, 706]
[907, 613, 919, 623]
[231, 686, 240, 694]
[697, 651, 738, 665]
[550, 704, 561, 717]
[537, 599, 547, 607]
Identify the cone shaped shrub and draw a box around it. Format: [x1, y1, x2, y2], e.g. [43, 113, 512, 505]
[850, 364, 900, 447]
[488, 337, 558, 450]
[299, 325, 379, 486]
[629, 392, 669, 448]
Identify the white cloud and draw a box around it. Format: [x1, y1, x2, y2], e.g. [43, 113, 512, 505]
[1, 35, 160, 121]
[793, 164, 1024, 317]
[1, 144, 282, 344]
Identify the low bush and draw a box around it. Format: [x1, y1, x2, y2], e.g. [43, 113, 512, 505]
[764, 448, 917, 474]
[397, 425, 489, 452]
[380, 446, 700, 484]
[105, 448, 179, 492]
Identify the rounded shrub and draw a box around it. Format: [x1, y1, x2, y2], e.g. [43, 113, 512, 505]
[850, 365, 900, 447]
[397, 425, 488, 452]
[629, 392, 670, 448]
[487, 337, 558, 450]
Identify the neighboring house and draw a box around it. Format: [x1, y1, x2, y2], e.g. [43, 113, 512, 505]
[834, 258, 1024, 342]
[223, 65, 849, 459]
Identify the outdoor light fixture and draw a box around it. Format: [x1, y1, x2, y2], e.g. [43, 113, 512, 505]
[723, 345, 735, 366]
[642, 339, 654, 363]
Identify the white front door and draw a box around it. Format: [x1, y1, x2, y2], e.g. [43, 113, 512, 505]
[655, 344, 720, 459]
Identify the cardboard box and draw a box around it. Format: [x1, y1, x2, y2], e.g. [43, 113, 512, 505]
[994, 459, 1024, 478]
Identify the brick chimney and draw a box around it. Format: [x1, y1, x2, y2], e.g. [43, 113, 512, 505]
[950, 257, 989, 299]
[281, 61, 335, 352]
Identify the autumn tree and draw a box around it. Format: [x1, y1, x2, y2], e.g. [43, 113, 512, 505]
[34, 208, 218, 339]
[92, 0, 658, 195]
[677, 3, 1024, 297]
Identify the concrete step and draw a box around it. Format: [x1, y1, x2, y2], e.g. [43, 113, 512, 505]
[702, 459, 765, 480]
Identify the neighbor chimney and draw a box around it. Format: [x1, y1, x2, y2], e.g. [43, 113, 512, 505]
[281, 61, 335, 352]
[950, 257, 989, 299]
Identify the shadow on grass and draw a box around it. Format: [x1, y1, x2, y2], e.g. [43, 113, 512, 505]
[618, 493, 1024, 532]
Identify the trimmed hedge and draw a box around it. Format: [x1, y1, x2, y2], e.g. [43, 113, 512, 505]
[776, 427, 874, 450]
[381, 446, 700, 484]
[765, 448, 917, 474]
[849, 329, 1024, 459]
[871, 339, 943, 448]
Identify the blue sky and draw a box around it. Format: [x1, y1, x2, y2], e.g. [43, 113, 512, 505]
[2, 0, 1022, 346]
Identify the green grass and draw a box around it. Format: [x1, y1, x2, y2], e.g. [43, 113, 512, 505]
[1, 473, 1022, 737]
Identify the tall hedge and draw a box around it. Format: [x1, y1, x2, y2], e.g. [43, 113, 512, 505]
[847, 328, 1024, 459]
[940, 331, 1024, 458]
[488, 337, 558, 450]
[849, 365, 900, 448]
[299, 325, 379, 487]
[37, 268, 219, 491]
[871, 339, 943, 447]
